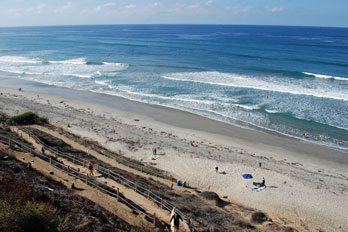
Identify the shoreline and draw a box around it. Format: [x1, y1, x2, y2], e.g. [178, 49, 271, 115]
[1, 78, 348, 231]
[1, 77, 347, 166]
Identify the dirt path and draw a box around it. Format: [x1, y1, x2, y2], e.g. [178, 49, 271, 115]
[11, 125, 189, 232]
[0, 143, 156, 230]
[32, 124, 193, 194]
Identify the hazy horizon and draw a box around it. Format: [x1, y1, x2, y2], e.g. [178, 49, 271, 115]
[1, 0, 347, 28]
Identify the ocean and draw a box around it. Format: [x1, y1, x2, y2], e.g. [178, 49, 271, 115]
[0, 25, 347, 151]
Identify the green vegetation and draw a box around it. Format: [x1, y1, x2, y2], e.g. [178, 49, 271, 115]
[0, 200, 70, 232]
[140, 166, 169, 178]
[2, 127, 10, 131]
[6, 112, 48, 126]
[0, 173, 70, 232]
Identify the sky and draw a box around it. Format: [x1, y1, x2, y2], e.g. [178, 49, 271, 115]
[0, 0, 347, 28]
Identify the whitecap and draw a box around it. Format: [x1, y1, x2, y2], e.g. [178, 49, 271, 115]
[48, 58, 87, 65]
[161, 72, 348, 102]
[0, 55, 42, 64]
[303, 72, 348, 81]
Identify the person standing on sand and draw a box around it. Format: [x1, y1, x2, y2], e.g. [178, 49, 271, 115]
[215, 165, 219, 173]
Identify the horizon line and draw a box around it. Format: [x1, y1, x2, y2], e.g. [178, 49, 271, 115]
[1, 23, 347, 30]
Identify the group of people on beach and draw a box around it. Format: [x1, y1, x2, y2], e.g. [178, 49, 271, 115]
[176, 179, 187, 188]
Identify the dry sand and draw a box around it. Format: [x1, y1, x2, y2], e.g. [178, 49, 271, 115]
[1, 86, 348, 231]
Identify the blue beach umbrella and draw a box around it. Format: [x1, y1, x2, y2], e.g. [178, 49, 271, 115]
[242, 174, 253, 179]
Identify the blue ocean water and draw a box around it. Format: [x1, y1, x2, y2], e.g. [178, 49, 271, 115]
[0, 25, 347, 150]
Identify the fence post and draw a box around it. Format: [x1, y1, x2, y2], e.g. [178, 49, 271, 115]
[85, 174, 88, 185]
[49, 157, 52, 165]
[147, 190, 150, 199]
[153, 213, 156, 226]
[134, 184, 137, 193]
[107, 169, 110, 178]
[161, 198, 163, 209]
[116, 188, 119, 202]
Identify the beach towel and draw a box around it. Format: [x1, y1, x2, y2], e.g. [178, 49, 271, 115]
[246, 184, 266, 192]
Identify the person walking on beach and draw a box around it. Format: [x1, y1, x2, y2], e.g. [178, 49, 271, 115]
[215, 165, 219, 173]
[170, 212, 183, 232]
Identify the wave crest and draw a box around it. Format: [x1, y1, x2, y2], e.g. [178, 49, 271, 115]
[303, 72, 348, 81]
[161, 71, 348, 102]
[0, 55, 129, 79]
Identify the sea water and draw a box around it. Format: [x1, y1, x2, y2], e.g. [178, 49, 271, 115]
[0, 25, 347, 150]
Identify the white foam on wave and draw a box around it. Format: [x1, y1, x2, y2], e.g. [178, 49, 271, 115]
[0, 68, 93, 79]
[48, 58, 129, 70]
[265, 109, 279, 114]
[161, 72, 348, 102]
[0, 55, 128, 80]
[103, 62, 129, 67]
[303, 72, 348, 81]
[234, 104, 259, 110]
[0, 68, 23, 74]
[0, 56, 42, 64]
[63, 73, 92, 78]
[93, 81, 234, 112]
[94, 80, 109, 86]
[48, 58, 87, 65]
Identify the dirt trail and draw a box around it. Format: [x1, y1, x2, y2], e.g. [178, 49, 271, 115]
[0, 143, 155, 230]
[32, 124, 176, 187]
[11, 125, 189, 232]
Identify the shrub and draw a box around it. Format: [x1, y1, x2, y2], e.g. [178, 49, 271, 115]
[251, 211, 268, 224]
[37, 117, 48, 125]
[2, 127, 10, 131]
[0, 200, 70, 232]
[6, 112, 48, 126]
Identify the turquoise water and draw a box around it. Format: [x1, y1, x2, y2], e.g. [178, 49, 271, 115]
[0, 25, 347, 150]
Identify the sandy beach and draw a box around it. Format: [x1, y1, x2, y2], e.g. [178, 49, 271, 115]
[1, 81, 348, 231]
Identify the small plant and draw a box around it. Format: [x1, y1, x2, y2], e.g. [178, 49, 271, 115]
[251, 211, 268, 224]
[2, 127, 10, 131]
[37, 117, 48, 125]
